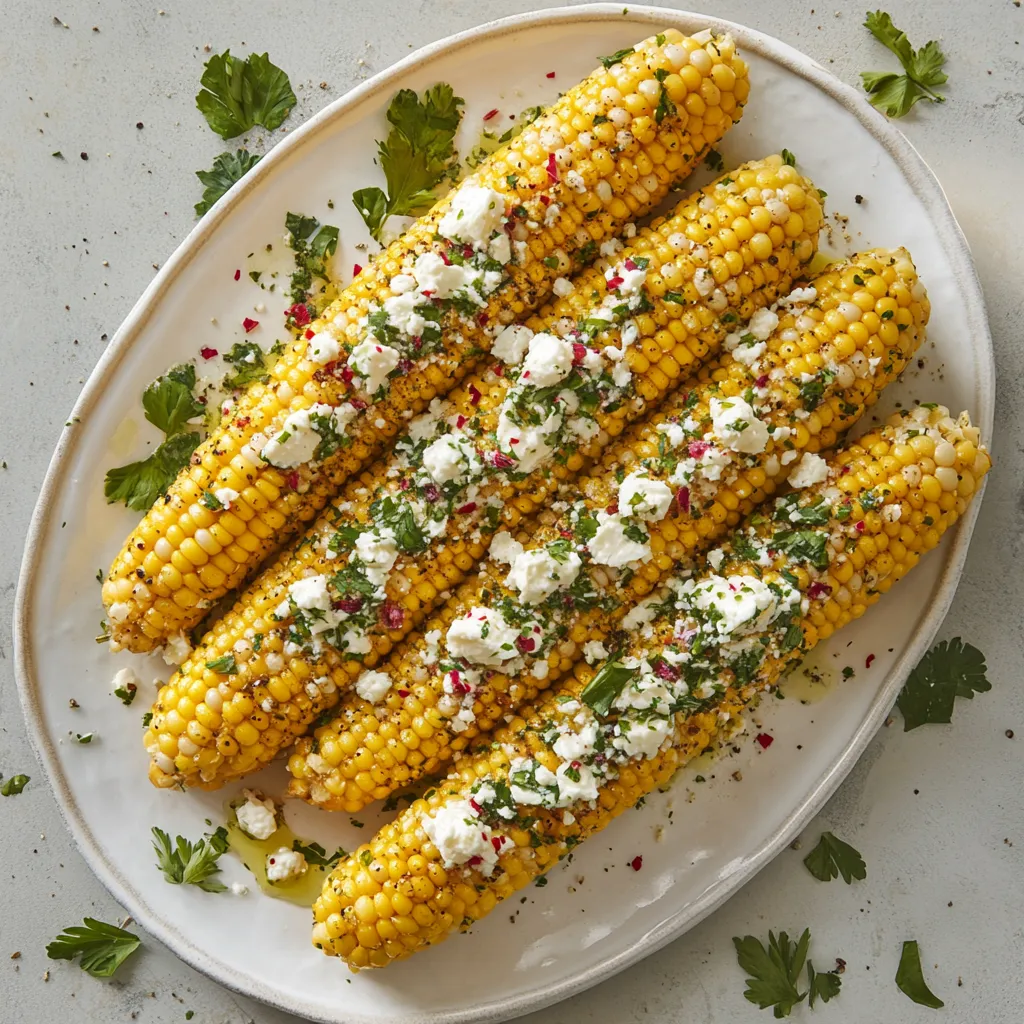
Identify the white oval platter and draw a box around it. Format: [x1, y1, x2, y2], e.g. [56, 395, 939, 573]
[14, 5, 994, 1023]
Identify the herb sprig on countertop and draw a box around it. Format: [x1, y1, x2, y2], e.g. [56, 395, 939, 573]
[195, 149, 262, 216]
[152, 825, 230, 893]
[896, 637, 990, 730]
[896, 940, 944, 1008]
[47, 918, 141, 978]
[353, 84, 464, 242]
[196, 50, 296, 139]
[104, 365, 204, 511]
[803, 832, 866, 884]
[861, 11, 948, 117]
[733, 928, 842, 1016]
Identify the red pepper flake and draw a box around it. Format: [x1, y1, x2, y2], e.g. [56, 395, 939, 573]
[483, 108, 500, 121]
[491, 835, 505, 853]
[398, 478, 410, 491]
[340, 365, 354, 385]
[546, 71, 556, 79]
[397, 689, 410, 698]
[456, 502, 478, 515]
[546, 152, 558, 183]
[509, 437, 520, 445]
[305, 328, 316, 340]
[439, 250, 452, 266]
[468, 855, 483, 867]
[572, 342, 588, 365]
[865, 653, 876, 669]
[515, 635, 536, 653]
[233, 269, 240, 281]
[855, 520, 865, 533]
[623, 258, 637, 272]
[336, 596, 363, 614]
[629, 855, 643, 871]
[688, 440, 710, 458]
[462, 244, 474, 260]
[605, 502, 618, 515]
[199, 346, 218, 359]
[380, 601, 405, 630]
[807, 581, 833, 600]
[755, 374, 769, 388]
[539, 194, 551, 206]
[476, 312, 489, 327]
[242, 317, 260, 333]
[234, 416, 250, 429]
[755, 733, 774, 749]
[353, 263, 363, 277]
[605, 275, 624, 291]
[286, 471, 300, 490]
[676, 486, 691, 513]
[285, 302, 311, 326]
[456, 414, 468, 429]
[559, 528, 573, 538]
[423, 483, 441, 503]
[492, 362, 505, 377]
[469, 384, 482, 405]
[492, 451, 516, 469]
[654, 660, 679, 681]
[469, 798, 482, 813]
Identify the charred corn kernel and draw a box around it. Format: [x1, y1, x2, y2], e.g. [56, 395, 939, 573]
[106, 29, 751, 655]
[312, 405, 990, 967]
[144, 155, 821, 792]
[289, 248, 928, 811]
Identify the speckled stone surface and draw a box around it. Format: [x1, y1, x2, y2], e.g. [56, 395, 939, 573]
[1, 1, 1021, 1021]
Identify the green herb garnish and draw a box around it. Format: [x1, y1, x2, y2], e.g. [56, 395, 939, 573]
[860, 11, 948, 118]
[195, 50, 296, 139]
[896, 637, 990, 730]
[803, 832, 866, 884]
[47, 918, 141, 978]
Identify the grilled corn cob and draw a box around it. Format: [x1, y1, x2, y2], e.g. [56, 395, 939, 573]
[104, 29, 751, 654]
[288, 249, 928, 811]
[312, 405, 991, 967]
[144, 156, 821, 791]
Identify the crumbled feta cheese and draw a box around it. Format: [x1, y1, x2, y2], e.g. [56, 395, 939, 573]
[266, 847, 307, 883]
[349, 340, 401, 395]
[111, 666, 140, 699]
[496, 403, 562, 474]
[446, 607, 521, 668]
[161, 631, 193, 666]
[681, 573, 799, 639]
[693, 267, 715, 297]
[492, 324, 534, 365]
[588, 511, 651, 567]
[261, 403, 357, 468]
[582, 640, 609, 665]
[235, 789, 278, 840]
[552, 276, 575, 298]
[622, 597, 658, 631]
[229, 882, 249, 896]
[306, 331, 341, 364]
[747, 307, 779, 342]
[439, 184, 507, 248]
[489, 531, 525, 565]
[778, 285, 818, 307]
[552, 722, 599, 762]
[618, 472, 674, 521]
[422, 799, 506, 875]
[609, 261, 648, 295]
[505, 547, 582, 605]
[710, 396, 769, 454]
[355, 669, 393, 703]
[413, 251, 481, 300]
[288, 574, 332, 612]
[788, 452, 829, 489]
[521, 332, 574, 387]
[382, 291, 426, 337]
[213, 487, 240, 509]
[406, 398, 449, 443]
[613, 715, 674, 760]
[422, 434, 474, 485]
[354, 529, 399, 586]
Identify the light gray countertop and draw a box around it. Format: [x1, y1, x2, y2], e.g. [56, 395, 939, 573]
[1, 1, 1021, 1021]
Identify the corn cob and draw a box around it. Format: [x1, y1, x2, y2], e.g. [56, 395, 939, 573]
[103, 29, 751, 654]
[312, 405, 991, 967]
[144, 156, 821, 791]
[288, 249, 928, 811]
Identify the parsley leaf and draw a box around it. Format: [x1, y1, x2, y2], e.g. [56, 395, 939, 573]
[353, 84, 464, 241]
[151, 826, 229, 893]
[142, 365, 204, 435]
[194, 149, 262, 216]
[195, 50, 296, 139]
[292, 839, 346, 867]
[372, 497, 427, 554]
[896, 637, 990, 731]
[733, 929, 809, 1017]
[1, 774, 30, 796]
[222, 341, 271, 390]
[803, 831, 867, 884]
[47, 918, 141, 978]
[772, 529, 829, 570]
[895, 940, 944, 1008]
[580, 658, 636, 717]
[205, 654, 238, 675]
[860, 12, 948, 118]
[807, 961, 842, 1008]
[104, 432, 201, 511]
[286, 212, 340, 306]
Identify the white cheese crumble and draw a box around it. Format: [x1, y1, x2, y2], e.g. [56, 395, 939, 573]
[266, 847, 307, 883]
[288, 574, 332, 612]
[111, 666, 141, 698]
[421, 799, 506, 875]
[349, 340, 401, 395]
[489, 531, 524, 565]
[446, 607, 521, 668]
[235, 789, 278, 840]
[505, 547, 582, 605]
[438, 184, 507, 250]
[413, 251, 482, 301]
[588, 511, 651, 567]
[422, 434, 474, 485]
[681, 573, 798, 638]
[618, 472, 674, 522]
[492, 324, 534, 365]
[496, 404, 562, 474]
[261, 403, 357, 468]
[521, 332, 574, 387]
[582, 639, 609, 665]
[355, 669, 393, 703]
[709, 396, 769, 454]
[552, 276, 575, 298]
[306, 332, 341, 364]
[213, 487, 240, 509]
[161, 631, 193, 667]
[747, 307, 780, 340]
[788, 452, 829, 489]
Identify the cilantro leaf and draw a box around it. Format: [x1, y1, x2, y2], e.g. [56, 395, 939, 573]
[803, 831, 867, 884]
[47, 918, 141, 978]
[195, 50, 296, 139]
[895, 940, 944, 1008]
[733, 929, 808, 1017]
[142, 366, 204, 435]
[1, 774, 30, 796]
[195, 149, 262, 216]
[861, 12, 948, 118]
[806, 960, 842, 1008]
[222, 341, 271, 390]
[104, 432, 201, 511]
[151, 826, 229, 893]
[353, 84, 464, 241]
[373, 497, 428, 554]
[896, 637, 990, 731]
[580, 658, 636, 717]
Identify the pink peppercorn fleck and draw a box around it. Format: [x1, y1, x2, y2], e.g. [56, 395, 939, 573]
[242, 317, 259, 333]
[629, 856, 643, 871]
[199, 347, 218, 359]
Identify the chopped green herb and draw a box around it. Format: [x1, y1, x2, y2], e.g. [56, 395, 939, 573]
[47, 918, 141, 978]
[75, 733, 95, 744]
[772, 529, 829, 569]
[806, 961, 842, 1008]
[597, 47, 635, 68]
[142, 712, 153, 728]
[896, 637, 990, 731]
[151, 825, 228, 893]
[113, 682, 138, 706]
[860, 11, 948, 118]
[195, 149, 262, 216]
[205, 654, 238, 675]
[195, 50, 296, 139]
[803, 832, 866, 884]
[142, 364, 204, 436]
[292, 839, 346, 867]
[781, 148, 797, 166]
[534, 875, 549, 887]
[580, 658, 636, 717]
[895, 940, 944, 1008]
[285, 212, 339, 306]
[201, 490, 224, 511]
[1, 774, 30, 797]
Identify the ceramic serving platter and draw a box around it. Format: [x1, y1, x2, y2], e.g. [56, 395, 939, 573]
[14, 5, 994, 1022]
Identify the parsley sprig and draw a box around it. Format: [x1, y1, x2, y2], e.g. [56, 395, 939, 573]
[47, 918, 141, 978]
[195, 149, 262, 216]
[803, 831, 867, 884]
[861, 11, 948, 118]
[104, 365, 204, 511]
[151, 825, 230, 893]
[353, 85, 464, 242]
[195, 50, 296, 139]
[896, 637, 990, 730]
[733, 928, 842, 1017]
